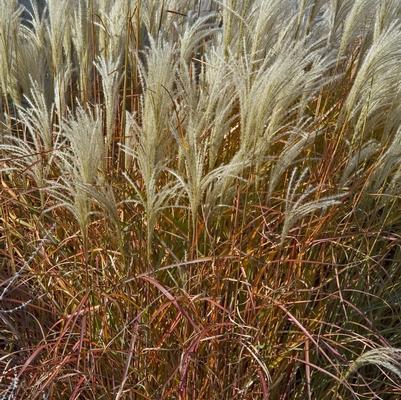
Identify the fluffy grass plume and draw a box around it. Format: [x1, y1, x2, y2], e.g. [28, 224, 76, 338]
[2, 0, 401, 398]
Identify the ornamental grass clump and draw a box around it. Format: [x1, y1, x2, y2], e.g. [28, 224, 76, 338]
[2, 1, 401, 398]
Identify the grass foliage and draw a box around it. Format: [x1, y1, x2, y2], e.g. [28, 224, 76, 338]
[2, 0, 401, 398]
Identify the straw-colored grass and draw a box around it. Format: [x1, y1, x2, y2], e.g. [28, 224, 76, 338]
[2, 0, 401, 398]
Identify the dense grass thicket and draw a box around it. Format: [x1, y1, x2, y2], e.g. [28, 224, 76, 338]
[2, 0, 401, 398]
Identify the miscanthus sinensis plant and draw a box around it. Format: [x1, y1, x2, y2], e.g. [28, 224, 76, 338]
[2, 0, 401, 398]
